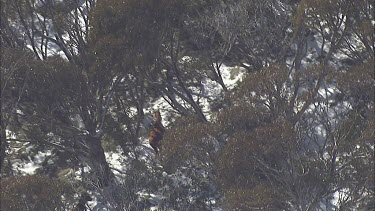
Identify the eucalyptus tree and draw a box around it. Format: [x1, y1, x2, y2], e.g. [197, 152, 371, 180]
[1, 0, 128, 191]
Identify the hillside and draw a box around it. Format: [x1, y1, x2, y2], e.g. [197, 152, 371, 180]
[1, 0, 374, 210]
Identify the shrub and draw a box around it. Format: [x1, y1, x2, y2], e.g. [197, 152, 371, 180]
[0, 175, 74, 211]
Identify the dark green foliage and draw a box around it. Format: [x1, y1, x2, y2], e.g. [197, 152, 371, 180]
[162, 116, 214, 172]
[215, 116, 295, 209]
[334, 60, 374, 110]
[160, 116, 219, 209]
[0, 175, 74, 211]
[223, 186, 283, 211]
[89, 0, 184, 67]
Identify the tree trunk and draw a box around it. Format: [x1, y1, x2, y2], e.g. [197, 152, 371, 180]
[0, 125, 7, 176]
[85, 135, 115, 187]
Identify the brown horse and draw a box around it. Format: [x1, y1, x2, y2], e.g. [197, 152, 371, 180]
[149, 110, 165, 154]
[72, 192, 92, 211]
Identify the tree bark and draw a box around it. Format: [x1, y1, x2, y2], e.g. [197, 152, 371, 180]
[0, 124, 7, 176]
[85, 135, 115, 187]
